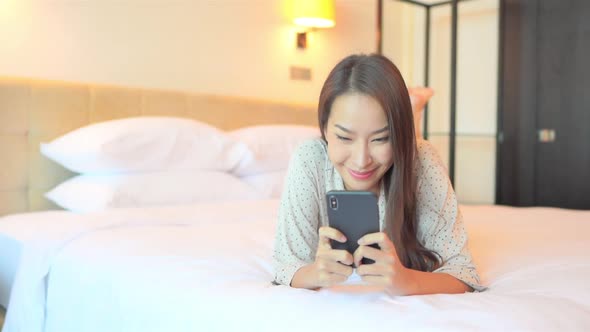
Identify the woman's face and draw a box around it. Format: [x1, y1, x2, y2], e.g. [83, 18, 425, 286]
[325, 93, 394, 196]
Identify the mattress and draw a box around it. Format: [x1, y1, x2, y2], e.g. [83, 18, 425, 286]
[1, 201, 589, 332]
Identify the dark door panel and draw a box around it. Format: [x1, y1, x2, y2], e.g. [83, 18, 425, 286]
[498, 0, 590, 209]
[535, 0, 590, 209]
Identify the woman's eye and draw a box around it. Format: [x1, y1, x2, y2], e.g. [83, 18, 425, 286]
[372, 136, 390, 143]
[336, 135, 351, 141]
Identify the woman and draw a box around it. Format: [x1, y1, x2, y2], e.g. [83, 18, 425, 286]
[272, 54, 483, 295]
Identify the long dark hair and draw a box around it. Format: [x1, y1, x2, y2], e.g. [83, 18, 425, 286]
[318, 54, 440, 272]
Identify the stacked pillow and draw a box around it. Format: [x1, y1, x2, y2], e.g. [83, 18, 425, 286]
[43, 88, 433, 212]
[43, 119, 321, 212]
[46, 171, 259, 213]
[43, 117, 256, 212]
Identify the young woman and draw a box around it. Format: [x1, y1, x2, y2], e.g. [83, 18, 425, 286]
[272, 54, 483, 295]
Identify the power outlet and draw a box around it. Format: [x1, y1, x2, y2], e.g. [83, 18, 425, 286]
[290, 66, 312, 81]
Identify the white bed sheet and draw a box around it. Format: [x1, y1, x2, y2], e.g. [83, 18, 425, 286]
[1, 201, 590, 332]
[0, 210, 84, 309]
[0, 233, 20, 309]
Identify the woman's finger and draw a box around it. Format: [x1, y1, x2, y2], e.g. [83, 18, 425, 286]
[317, 248, 353, 266]
[317, 260, 354, 277]
[358, 232, 395, 252]
[356, 264, 386, 276]
[353, 245, 391, 267]
[318, 226, 347, 249]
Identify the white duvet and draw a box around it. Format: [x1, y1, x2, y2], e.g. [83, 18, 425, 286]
[1, 200, 590, 332]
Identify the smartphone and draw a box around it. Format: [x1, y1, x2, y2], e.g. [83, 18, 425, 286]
[326, 190, 380, 265]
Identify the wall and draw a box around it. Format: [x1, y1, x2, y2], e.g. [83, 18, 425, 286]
[0, 0, 498, 204]
[0, 0, 376, 104]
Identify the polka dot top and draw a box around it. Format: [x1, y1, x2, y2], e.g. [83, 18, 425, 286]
[272, 138, 484, 291]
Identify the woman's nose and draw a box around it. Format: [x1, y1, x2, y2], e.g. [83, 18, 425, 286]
[352, 143, 372, 169]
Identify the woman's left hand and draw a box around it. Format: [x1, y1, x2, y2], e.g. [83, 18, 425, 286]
[353, 232, 415, 295]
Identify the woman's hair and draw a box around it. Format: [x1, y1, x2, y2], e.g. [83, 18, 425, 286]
[318, 54, 440, 272]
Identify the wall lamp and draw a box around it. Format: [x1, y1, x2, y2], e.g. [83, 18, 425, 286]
[293, 0, 335, 49]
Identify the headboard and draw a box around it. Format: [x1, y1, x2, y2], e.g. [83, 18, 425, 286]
[0, 77, 316, 216]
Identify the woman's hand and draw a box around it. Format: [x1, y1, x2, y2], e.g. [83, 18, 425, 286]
[353, 232, 415, 295]
[290, 226, 353, 289]
[311, 226, 354, 287]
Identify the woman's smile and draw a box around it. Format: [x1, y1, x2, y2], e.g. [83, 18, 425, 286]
[348, 168, 376, 180]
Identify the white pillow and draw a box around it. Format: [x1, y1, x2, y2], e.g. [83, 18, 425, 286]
[241, 171, 286, 199]
[229, 125, 321, 176]
[41, 117, 248, 174]
[46, 171, 261, 213]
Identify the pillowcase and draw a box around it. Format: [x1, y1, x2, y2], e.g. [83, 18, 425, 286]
[229, 125, 321, 176]
[241, 171, 287, 199]
[41, 117, 248, 174]
[408, 87, 435, 139]
[45, 171, 261, 213]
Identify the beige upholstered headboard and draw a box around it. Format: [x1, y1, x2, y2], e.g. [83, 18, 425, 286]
[0, 77, 316, 216]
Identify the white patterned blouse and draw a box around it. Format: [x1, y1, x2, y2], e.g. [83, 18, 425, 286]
[272, 138, 484, 291]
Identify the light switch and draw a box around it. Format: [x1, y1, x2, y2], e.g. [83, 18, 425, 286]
[290, 66, 312, 81]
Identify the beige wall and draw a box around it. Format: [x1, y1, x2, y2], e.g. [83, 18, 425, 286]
[0, 0, 376, 105]
[0, 0, 498, 204]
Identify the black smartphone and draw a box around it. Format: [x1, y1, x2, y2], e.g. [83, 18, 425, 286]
[326, 190, 380, 265]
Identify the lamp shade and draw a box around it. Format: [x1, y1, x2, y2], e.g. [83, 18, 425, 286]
[293, 0, 335, 28]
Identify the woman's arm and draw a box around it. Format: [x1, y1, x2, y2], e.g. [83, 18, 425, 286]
[290, 227, 354, 289]
[291, 263, 321, 289]
[403, 269, 471, 295]
[413, 139, 484, 291]
[354, 232, 471, 296]
[353, 140, 482, 295]
[274, 140, 355, 288]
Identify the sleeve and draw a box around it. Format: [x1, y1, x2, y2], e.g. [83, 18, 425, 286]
[415, 139, 486, 291]
[272, 140, 324, 286]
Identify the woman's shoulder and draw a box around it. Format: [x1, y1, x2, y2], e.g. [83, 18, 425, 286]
[286, 138, 328, 173]
[415, 138, 449, 181]
[416, 139, 445, 168]
[415, 140, 454, 212]
[283, 138, 329, 192]
[416, 138, 437, 158]
[292, 138, 328, 163]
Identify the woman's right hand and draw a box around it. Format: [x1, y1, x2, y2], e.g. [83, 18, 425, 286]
[290, 226, 354, 289]
[311, 226, 354, 287]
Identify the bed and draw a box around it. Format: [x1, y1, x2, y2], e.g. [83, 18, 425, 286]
[0, 76, 317, 322]
[1, 77, 590, 331]
[2, 200, 590, 331]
